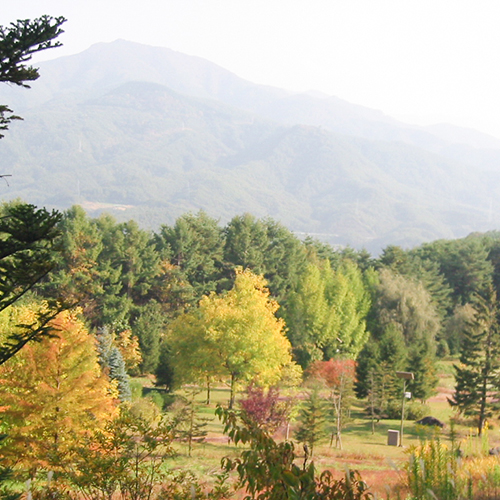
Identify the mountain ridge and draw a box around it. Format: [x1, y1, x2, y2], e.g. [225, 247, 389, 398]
[0, 40, 499, 253]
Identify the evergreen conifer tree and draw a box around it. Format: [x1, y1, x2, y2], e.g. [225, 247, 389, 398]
[295, 387, 329, 457]
[0, 203, 63, 364]
[155, 341, 175, 391]
[407, 339, 438, 403]
[449, 288, 500, 435]
[132, 301, 164, 374]
[97, 327, 131, 401]
[0, 16, 65, 136]
[378, 324, 407, 404]
[355, 340, 384, 432]
[171, 389, 208, 457]
[108, 347, 131, 402]
[355, 324, 407, 420]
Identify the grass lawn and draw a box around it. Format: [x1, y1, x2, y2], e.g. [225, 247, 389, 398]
[134, 362, 500, 497]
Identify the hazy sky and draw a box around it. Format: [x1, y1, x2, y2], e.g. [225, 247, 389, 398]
[2, 1, 500, 138]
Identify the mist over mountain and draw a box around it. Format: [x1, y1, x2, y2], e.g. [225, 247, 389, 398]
[0, 39, 499, 253]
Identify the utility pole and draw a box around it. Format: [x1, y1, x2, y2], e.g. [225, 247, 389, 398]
[396, 371, 414, 447]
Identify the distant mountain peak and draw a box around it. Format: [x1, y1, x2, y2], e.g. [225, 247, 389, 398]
[2, 39, 500, 253]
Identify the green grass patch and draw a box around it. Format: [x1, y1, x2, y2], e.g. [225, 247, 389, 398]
[132, 369, 500, 494]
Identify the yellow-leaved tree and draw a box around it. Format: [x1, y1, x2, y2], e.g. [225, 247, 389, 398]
[168, 268, 300, 407]
[0, 305, 117, 476]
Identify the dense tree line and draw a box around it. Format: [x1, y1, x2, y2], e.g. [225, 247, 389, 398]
[28, 209, 500, 411]
[33, 208, 375, 379]
[5, 198, 500, 438]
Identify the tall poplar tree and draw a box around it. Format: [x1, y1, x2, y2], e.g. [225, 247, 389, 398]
[286, 260, 370, 368]
[286, 262, 329, 367]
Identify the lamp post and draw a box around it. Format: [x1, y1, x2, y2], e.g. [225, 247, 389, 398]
[396, 371, 414, 447]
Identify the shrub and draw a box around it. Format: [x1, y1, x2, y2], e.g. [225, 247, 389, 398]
[385, 400, 429, 420]
[217, 406, 374, 500]
[147, 390, 166, 410]
[130, 379, 143, 400]
[406, 439, 464, 500]
[239, 384, 292, 434]
[405, 435, 500, 500]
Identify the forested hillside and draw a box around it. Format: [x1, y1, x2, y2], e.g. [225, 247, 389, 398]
[24, 205, 500, 394]
[1, 40, 500, 252]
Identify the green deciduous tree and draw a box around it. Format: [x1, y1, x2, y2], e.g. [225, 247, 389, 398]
[364, 268, 441, 410]
[443, 303, 476, 355]
[371, 268, 440, 347]
[328, 261, 371, 358]
[286, 262, 328, 367]
[169, 268, 298, 408]
[286, 260, 371, 368]
[381, 245, 453, 321]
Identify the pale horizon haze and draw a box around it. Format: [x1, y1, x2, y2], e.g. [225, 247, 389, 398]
[2, 1, 500, 139]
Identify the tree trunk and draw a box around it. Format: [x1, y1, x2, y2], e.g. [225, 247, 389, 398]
[206, 378, 211, 405]
[229, 373, 236, 409]
[479, 378, 488, 436]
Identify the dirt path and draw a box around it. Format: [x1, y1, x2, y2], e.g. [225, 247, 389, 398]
[428, 384, 454, 402]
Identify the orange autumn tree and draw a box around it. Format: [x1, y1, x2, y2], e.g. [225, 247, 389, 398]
[115, 328, 142, 374]
[0, 305, 117, 475]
